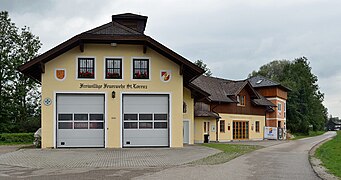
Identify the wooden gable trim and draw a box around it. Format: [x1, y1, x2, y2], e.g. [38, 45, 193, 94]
[79, 40, 84, 52]
[18, 33, 204, 83]
[40, 62, 45, 73]
[143, 44, 147, 54]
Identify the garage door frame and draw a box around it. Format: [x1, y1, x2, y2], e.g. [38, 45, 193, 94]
[54, 92, 107, 148]
[120, 92, 171, 148]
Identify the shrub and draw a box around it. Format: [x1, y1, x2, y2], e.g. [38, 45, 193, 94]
[0, 133, 34, 144]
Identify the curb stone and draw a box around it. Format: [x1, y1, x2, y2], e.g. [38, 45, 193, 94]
[309, 136, 339, 180]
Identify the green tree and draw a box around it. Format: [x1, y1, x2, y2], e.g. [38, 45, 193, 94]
[250, 57, 327, 133]
[0, 11, 41, 133]
[194, 60, 212, 77]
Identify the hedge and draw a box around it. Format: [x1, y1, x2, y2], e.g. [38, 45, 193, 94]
[0, 133, 34, 144]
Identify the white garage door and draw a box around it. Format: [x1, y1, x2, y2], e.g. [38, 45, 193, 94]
[123, 94, 169, 147]
[56, 94, 105, 148]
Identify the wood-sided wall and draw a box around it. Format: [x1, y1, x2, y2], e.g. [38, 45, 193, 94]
[211, 88, 266, 116]
[256, 87, 288, 99]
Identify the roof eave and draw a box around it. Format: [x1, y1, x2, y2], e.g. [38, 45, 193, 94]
[19, 33, 203, 83]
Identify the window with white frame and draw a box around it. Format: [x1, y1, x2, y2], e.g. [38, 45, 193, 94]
[133, 59, 149, 79]
[284, 102, 286, 118]
[105, 58, 122, 79]
[78, 57, 95, 79]
[278, 102, 282, 116]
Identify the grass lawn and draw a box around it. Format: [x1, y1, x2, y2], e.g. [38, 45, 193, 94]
[291, 131, 325, 140]
[315, 131, 341, 178]
[190, 143, 262, 165]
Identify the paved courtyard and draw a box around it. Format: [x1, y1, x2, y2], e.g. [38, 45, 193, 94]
[0, 145, 220, 169]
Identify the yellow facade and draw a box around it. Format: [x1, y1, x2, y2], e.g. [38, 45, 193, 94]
[183, 87, 195, 144]
[41, 44, 186, 148]
[194, 114, 265, 143]
[194, 117, 217, 143]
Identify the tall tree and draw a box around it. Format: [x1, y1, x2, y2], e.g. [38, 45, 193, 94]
[194, 60, 212, 77]
[250, 57, 327, 133]
[0, 11, 41, 133]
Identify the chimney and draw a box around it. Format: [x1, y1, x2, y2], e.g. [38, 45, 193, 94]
[112, 13, 148, 34]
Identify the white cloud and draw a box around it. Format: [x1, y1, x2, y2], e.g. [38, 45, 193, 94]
[2, 0, 341, 117]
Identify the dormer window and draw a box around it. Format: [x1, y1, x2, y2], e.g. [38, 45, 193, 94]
[78, 57, 95, 79]
[237, 95, 245, 106]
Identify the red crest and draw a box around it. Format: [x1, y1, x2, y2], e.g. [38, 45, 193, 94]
[160, 70, 171, 82]
[55, 69, 66, 81]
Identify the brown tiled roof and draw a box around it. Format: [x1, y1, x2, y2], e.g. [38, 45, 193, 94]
[252, 96, 275, 106]
[18, 13, 204, 84]
[191, 76, 234, 103]
[191, 75, 275, 106]
[195, 110, 220, 118]
[221, 80, 248, 96]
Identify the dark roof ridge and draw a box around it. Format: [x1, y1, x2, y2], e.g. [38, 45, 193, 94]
[85, 22, 112, 34]
[113, 13, 148, 19]
[85, 21, 142, 35]
[112, 21, 142, 34]
[200, 75, 232, 82]
[248, 75, 291, 91]
[248, 75, 280, 85]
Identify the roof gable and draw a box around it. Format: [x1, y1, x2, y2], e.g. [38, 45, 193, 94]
[191, 75, 275, 106]
[18, 13, 204, 84]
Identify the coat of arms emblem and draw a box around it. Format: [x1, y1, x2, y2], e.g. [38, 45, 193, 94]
[160, 70, 171, 82]
[55, 69, 66, 81]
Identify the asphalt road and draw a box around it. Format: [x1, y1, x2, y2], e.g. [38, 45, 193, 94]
[136, 131, 336, 180]
[0, 132, 335, 180]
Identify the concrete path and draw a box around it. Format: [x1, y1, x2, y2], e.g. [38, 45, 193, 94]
[0, 145, 219, 168]
[136, 131, 336, 180]
[0, 145, 31, 155]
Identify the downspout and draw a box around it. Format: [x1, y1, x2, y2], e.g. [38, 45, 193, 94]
[211, 103, 220, 142]
[265, 106, 268, 127]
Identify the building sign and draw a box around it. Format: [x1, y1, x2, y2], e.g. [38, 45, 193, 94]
[79, 83, 147, 89]
[264, 127, 278, 140]
[55, 68, 66, 81]
[160, 70, 171, 82]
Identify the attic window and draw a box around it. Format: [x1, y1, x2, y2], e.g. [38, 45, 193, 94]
[237, 95, 245, 106]
[256, 80, 263, 84]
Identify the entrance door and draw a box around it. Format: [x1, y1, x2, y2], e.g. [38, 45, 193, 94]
[233, 121, 249, 140]
[183, 121, 189, 144]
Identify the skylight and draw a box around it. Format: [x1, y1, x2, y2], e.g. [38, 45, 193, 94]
[256, 80, 263, 84]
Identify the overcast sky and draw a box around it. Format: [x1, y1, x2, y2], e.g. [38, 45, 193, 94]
[2, 0, 340, 117]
